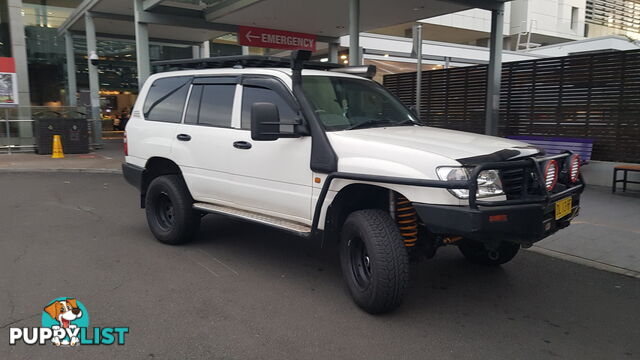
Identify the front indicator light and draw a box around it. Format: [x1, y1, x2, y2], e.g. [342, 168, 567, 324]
[489, 214, 508, 222]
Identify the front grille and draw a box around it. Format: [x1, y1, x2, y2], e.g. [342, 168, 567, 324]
[501, 168, 526, 199]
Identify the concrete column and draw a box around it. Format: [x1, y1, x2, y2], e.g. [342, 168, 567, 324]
[348, 0, 360, 66]
[134, 0, 151, 88]
[191, 45, 200, 59]
[85, 13, 102, 143]
[328, 42, 339, 63]
[242, 46, 250, 55]
[413, 24, 423, 120]
[201, 40, 210, 58]
[7, 0, 32, 141]
[64, 31, 77, 107]
[485, 3, 504, 136]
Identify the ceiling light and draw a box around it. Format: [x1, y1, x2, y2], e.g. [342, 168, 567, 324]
[340, 55, 347, 60]
[320, 57, 328, 62]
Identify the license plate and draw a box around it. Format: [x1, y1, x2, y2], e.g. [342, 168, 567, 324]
[555, 197, 573, 220]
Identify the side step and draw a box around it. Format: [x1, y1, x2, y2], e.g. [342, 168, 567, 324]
[193, 202, 312, 237]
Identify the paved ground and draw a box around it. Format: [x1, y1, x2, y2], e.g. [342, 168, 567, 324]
[0, 141, 122, 172]
[1, 172, 639, 359]
[536, 184, 640, 275]
[2, 142, 639, 275]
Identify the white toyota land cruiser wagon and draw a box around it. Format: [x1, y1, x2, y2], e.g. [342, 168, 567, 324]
[123, 51, 584, 314]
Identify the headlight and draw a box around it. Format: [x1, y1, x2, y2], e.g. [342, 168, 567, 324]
[436, 167, 470, 198]
[436, 167, 504, 199]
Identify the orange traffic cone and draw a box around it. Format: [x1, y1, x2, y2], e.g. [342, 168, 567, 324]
[52, 135, 64, 159]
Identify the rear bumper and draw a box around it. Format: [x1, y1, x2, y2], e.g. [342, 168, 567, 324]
[122, 162, 144, 191]
[413, 191, 581, 245]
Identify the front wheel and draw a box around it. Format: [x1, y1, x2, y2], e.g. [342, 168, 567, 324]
[145, 175, 200, 245]
[340, 209, 409, 314]
[458, 239, 520, 266]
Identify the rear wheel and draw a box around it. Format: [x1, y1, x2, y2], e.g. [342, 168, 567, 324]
[145, 175, 200, 245]
[458, 239, 520, 266]
[340, 209, 409, 314]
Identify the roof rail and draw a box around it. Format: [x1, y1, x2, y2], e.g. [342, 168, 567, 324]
[151, 54, 377, 79]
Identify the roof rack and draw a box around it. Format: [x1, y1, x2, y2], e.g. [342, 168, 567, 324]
[151, 55, 341, 71]
[151, 54, 376, 79]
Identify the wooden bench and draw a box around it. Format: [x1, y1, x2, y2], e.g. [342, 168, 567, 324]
[612, 164, 640, 193]
[507, 136, 594, 163]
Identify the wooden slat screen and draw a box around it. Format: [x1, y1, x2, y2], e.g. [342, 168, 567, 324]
[383, 49, 640, 163]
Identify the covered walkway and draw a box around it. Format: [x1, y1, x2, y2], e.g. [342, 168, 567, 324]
[57, 0, 510, 140]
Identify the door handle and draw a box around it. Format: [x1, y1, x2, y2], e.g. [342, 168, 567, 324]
[177, 134, 191, 141]
[233, 141, 252, 150]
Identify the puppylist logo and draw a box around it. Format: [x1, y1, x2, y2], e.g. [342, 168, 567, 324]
[9, 297, 129, 347]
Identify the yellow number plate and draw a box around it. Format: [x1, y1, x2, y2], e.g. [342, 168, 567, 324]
[555, 197, 573, 220]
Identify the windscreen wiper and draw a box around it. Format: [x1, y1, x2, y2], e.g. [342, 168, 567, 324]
[345, 118, 417, 130]
[393, 119, 419, 126]
[344, 119, 387, 130]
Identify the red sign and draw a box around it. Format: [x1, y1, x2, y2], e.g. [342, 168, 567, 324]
[238, 26, 316, 52]
[0, 57, 16, 73]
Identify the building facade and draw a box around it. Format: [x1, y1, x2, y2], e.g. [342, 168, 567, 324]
[4, 0, 639, 107]
[586, 0, 640, 39]
[2, 0, 640, 148]
[378, 0, 640, 50]
[1, 0, 243, 109]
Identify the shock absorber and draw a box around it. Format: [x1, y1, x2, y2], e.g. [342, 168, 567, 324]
[394, 193, 418, 247]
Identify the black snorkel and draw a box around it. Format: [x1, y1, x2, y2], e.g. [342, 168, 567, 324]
[289, 50, 338, 173]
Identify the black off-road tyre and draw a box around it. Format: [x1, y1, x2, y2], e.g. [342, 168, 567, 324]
[458, 239, 520, 266]
[340, 209, 409, 314]
[145, 175, 200, 245]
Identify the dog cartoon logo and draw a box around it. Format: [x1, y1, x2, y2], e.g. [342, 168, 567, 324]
[9, 298, 128, 346]
[42, 298, 87, 346]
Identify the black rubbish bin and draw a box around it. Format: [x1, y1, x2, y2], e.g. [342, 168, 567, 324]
[35, 111, 89, 155]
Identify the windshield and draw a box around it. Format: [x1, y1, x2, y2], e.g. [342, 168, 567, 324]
[301, 76, 419, 131]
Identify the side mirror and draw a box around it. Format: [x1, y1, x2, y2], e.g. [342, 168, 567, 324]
[407, 105, 422, 121]
[251, 102, 280, 141]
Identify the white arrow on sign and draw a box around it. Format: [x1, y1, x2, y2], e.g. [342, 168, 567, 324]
[245, 31, 260, 43]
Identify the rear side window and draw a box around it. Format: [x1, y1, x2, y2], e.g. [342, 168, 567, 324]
[143, 76, 191, 123]
[184, 84, 235, 128]
[199, 85, 235, 127]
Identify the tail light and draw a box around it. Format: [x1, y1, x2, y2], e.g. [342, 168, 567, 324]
[123, 131, 128, 156]
[543, 160, 558, 191]
[569, 155, 581, 183]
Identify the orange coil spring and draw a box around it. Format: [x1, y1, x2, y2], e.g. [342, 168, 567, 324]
[395, 194, 418, 247]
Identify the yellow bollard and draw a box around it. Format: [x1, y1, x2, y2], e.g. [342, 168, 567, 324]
[51, 135, 64, 159]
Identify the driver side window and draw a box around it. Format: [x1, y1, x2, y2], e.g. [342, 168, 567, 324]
[241, 86, 297, 131]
